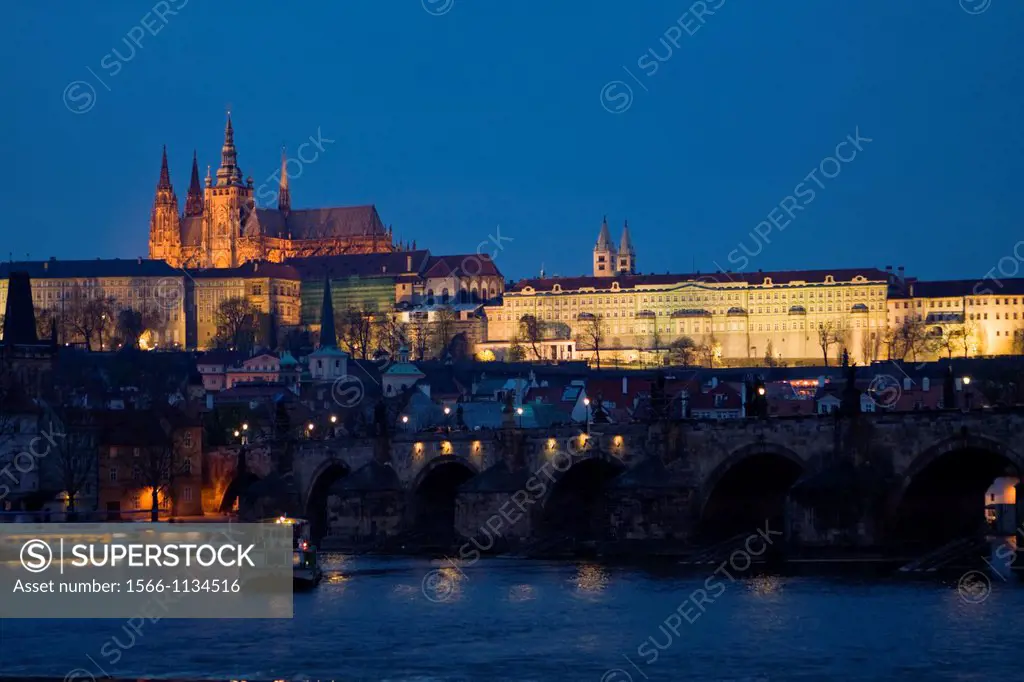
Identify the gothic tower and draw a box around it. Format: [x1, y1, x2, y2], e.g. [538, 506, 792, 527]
[202, 113, 253, 268]
[278, 146, 291, 213]
[149, 146, 182, 266]
[184, 150, 204, 217]
[593, 216, 617, 277]
[617, 220, 636, 274]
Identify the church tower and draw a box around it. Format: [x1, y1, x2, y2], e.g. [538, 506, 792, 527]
[149, 146, 182, 266]
[278, 147, 291, 213]
[593, 216, 617, 277]
[202, 113, 253, 268]
[184, 150, 204, 217]
[617, 220, 636, 274]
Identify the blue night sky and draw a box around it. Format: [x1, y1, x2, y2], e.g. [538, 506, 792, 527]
[0, 0, 1020, 282]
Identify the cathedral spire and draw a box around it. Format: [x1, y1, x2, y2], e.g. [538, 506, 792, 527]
[593, 215, 617, 278]
[618, 219, 636, 274]
[157, 145, 172, 190]
[185, 149, 204, 217]
[319, 276, 337, 349]
[619, 219, 634, 254]
[596, 215, 613, 249]
[217, 112, 242, 186]
[278, 146, 291, 212]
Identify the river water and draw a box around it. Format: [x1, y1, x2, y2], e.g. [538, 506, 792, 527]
[0, 555, 1020, 681]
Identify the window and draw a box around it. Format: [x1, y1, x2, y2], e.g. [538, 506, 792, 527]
[109, 468, 117, 482]
[182, 458, 192, 474]
[132, 466, 141, 482]
[133, 447, 140, 458]
[183, 432, 192, 448]
[182, 487, 193, 502]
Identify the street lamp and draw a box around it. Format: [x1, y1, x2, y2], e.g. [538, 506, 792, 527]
[307, 423, 315, 438]
[516, 406, 524, 428]
[963, 376, 973, 411]
[242, 423, 249, 431]
[443, 405, 452, 433]
[583, 397, 591, 435]
[401, 414, 409, 431]
[330, 415, 337, 424]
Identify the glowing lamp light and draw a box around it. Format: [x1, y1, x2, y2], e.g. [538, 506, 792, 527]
[307, 423, 315, 431]
[330, 415, 337, 423]
[242, 423, 249, 431]
[963, 376, 972, 386]
[548, 438, 557, 450]
[583, 397, 591, 406]
[233, 430, 240, 437]
[757, 386, 766, 396]
[516, 407, 524, 416]
[402, 415, 409, 424]
[613, 435, 623, 447]
[444, 406, 451, 415]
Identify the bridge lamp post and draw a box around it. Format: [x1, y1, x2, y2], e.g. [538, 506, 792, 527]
[306, 422, 315, 439]
[401, 414, 410, 432]
[963, 376, 972, 411]
[443, 405, 451, 432]
[516, 406, 524, 429]
[583, 397, 591, 435]
[241, 422, 248, 445]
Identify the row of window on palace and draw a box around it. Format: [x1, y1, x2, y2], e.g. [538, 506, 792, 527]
[894, 312, 1022, 323]
[893, 297, 1023, 308]
[496, 308, 886, 323]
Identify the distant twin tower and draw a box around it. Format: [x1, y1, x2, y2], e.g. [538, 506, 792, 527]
[592, 216, 636, 277]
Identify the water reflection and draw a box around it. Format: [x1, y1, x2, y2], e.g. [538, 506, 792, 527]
[508, 584, 536, 602]
[571, 563, 610, 596]
[746, 574, 782, 596]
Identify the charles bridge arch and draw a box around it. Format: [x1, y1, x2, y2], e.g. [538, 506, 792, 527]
[218, 409, 1024, 549]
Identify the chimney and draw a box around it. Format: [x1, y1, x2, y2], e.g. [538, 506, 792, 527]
[407, 255, 413, 271]
[897, 266, 905, 282]
[254, 262, 259, 272]
[885, 265, 892, 272]
[622, 377, 628, 395]
[922, 377, 930, 391]
[137, 257, 142, 264]
[43, 261, 48, 271]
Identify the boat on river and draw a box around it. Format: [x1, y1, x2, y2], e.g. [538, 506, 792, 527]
[270, 516, 323, 589]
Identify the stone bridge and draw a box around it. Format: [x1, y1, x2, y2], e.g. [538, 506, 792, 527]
[221, 409, 1024, 549]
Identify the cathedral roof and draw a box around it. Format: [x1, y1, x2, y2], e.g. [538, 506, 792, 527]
[508, 268, 891, 293]
[243, 205, 387, 241]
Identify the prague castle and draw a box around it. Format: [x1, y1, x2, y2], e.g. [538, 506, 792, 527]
[149, 115, 396, 269]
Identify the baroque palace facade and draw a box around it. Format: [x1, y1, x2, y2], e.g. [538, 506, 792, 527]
[481, 219, 1024, 364]
[149, 115, 396, 268]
